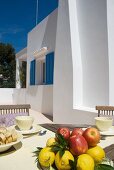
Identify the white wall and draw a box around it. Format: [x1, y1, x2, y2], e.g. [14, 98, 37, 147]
[26, 85, 53, 115]
[13, 88, 26, 104]
[76, 0, 109, 107]
[53, 0, 73, 123]
[27, 9, 58, 87]
[13, 85, 53, 115]
[17, 9, 58, 115]
[107, 0, 114, 105]
[0, 88, 13, 104]
[14, 0, 110, 124]
[53, 0, 101, 124]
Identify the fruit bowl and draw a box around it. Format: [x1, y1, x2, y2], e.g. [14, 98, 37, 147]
[33, 127, 114, 170]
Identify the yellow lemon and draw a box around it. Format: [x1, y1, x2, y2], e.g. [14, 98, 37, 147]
[87, 145, 105, 163]
[77, 154, 94, 170]
[55, 150, 74, 170]
[38, 147, 55, 167]
[46, 137, 56, 147]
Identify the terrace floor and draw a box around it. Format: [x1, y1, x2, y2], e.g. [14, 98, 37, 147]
[29, 109, 53, 124]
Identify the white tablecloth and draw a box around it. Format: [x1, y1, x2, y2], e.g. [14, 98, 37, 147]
[0, 125, 114, 170]
[0, 126, 55, 170]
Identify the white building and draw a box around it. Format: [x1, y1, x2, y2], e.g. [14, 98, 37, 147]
[14, 0, 114, 125]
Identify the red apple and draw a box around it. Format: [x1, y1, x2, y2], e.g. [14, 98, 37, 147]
[69, 135, 88, 156]
[83, 127, 101, 147]
[71, 128, 84, 136]
[57, 127, 70, 140]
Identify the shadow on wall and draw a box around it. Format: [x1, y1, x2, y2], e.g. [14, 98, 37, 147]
[41, 9, 58, 51]
[25, 85, 53, 116]
[41, 85, 53, 116]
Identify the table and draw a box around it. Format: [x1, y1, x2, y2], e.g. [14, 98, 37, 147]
[0, 124, 114, 170]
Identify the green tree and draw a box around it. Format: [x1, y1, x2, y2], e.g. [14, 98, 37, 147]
[0, 43, 16, 88]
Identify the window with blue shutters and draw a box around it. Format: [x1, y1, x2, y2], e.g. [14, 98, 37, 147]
[34, 52, 54, 85]
[30, 59, 36, 85]
[46, 52, 54, 85]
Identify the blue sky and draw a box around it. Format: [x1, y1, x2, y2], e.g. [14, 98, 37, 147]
[0, 0, 58, 53]
[0, 0, 37, 53]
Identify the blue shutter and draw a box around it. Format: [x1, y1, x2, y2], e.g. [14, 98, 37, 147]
[30, 60, 36, 85]
[46, 52, 54, 85]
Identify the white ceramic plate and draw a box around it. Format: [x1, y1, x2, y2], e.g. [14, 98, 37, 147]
[15, 124, 41, 135]
[100, 126, 114, 136]
[0, 133, 23, 153]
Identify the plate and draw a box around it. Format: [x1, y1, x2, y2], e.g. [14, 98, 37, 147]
[0, 133, 23, 153]
[15, 124, 41, 135]
[100, 126, 114, 136]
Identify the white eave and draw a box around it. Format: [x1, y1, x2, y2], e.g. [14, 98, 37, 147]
[34, 47, 48, 59]
[16, 47, 27, 61]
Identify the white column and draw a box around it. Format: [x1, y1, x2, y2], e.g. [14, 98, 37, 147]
[68, 0, 83, 108]
[16, 59, 21, 89]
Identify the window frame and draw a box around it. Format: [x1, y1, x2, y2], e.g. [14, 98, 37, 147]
[35, 56, 46, 85]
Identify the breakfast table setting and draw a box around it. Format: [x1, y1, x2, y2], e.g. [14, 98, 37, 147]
[0, 116, 114, 170]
